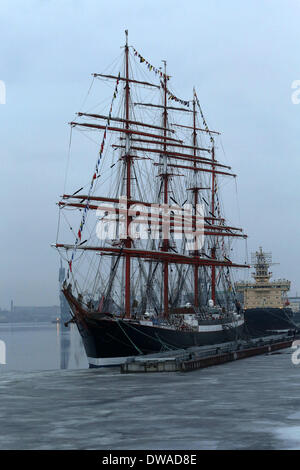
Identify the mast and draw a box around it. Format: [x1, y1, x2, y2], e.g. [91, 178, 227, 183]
[124, 29, 131, 318]
[192, 90, 199, 308]
[211, 145, 216, 304]
[162, 60, 169, 317]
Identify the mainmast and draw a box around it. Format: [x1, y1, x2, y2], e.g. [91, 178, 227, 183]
[162, 60, 169, 317]
[124, 29, 131, 318]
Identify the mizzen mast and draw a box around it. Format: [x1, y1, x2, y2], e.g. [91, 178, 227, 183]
[192, 89, 199, 308]
[210, 145, 217, 304]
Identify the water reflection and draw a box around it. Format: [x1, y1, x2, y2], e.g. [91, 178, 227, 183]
[56, 321, 86, 370]
[59, 324, 70, 370]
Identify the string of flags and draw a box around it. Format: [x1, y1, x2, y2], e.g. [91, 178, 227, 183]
[194, 90, 233, 295]
[214, 182, 221, 219]
[194, 91, 225, 262]
[132, 47, 170, 80]
[161, 80, 190, 107]
[132, 46, 190, 107]
[66, 72, 121, 278]
[195, 86, 229, 281]
[194, 90, 214, 144]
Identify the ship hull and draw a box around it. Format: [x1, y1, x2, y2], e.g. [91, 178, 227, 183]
[244, 308, 297, 336]
[293, 312, 300, 325]
[76, 316, 245, 367]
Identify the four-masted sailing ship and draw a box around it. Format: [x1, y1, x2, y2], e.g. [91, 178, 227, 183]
[54, 31, 249, 367]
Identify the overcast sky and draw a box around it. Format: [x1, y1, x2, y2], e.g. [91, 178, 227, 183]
[1, 0, 300, 307]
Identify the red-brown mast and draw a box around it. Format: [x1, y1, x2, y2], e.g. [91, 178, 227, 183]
[162, 61, 169, 317]
[192, 90, 199, 308]
[124, 30, 131, 318]
[211, 145, 216, 303]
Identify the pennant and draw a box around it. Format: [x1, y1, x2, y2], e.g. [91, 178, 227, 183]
[132, 46, 169, 80]
[194, 90, 214, 143]
[161, 81, 190, 108]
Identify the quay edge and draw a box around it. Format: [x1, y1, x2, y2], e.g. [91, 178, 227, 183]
[120, 333, 299, 373]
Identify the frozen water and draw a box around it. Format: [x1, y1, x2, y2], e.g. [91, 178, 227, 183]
[0, 323, 299, 449]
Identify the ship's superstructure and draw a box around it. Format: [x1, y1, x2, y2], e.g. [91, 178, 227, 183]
[235, 248, 290, 309]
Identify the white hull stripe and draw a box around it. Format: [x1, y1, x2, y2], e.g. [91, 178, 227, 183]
[198, 319, 244, 332]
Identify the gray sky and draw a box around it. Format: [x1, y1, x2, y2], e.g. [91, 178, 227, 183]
[1, 0, 300, 307]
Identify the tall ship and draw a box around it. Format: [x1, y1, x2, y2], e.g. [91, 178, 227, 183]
[235, 247, 296, 334]
[54, 32, 249, 367]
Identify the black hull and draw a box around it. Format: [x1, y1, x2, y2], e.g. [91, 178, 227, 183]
[76, 316, 245, 367]
[293, 312, 300, 325]
[244, 308, 297, 336]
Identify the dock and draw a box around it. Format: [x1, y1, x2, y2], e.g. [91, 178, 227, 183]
[120, 332, 298, 373]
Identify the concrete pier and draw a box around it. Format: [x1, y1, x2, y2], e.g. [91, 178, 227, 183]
[120, 333, 298, 374]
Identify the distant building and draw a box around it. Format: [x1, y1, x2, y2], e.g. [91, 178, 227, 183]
[10, 305, 60, 322]
[288, 297, 300, 313]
